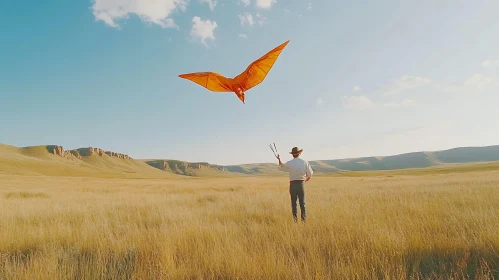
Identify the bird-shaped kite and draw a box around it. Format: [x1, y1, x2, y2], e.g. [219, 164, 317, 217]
[178, 40, 290, 104]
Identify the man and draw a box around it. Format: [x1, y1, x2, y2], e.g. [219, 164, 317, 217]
[277, 146, 313, 222]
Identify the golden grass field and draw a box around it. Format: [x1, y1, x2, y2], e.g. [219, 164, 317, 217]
[1, 165, 499, 279]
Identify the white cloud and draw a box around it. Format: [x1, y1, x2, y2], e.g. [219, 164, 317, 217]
[353, 85, 361, 92]
[240, 0, 251, 7]
[342, 95, 376, 110]
[238, 13, 265, 27]
[440, 83, 462, 94]
[256, 0, 276, 9]
[316, 97, 324, 106]
[284, 8, 291, 13]
[256, 13, 266, 25]
[91, 0, 187, 29]
[384, 99, 416, 108]
[307, 2, 312, 10]
[440, 73, 497, 94]
[239, 13, 254, 26]
[481, 59, 499, 68]
[238, 33, 248, 39]
[190, 16, 217, 47]
[381, 75, 432, 95]
[463, 74, 494, 89]
[200, 0, 217, 11]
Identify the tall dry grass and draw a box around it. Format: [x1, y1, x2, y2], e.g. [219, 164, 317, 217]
[1, 170, 499, 279]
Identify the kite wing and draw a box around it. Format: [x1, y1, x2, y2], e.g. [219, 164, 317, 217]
[178, 72, 234, 92]
[232, 40, 290, 92]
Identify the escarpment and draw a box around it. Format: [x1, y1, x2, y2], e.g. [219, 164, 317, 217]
[67, 147, 131, 159]
[46, 145, 80, 159]
[45, 145, 131, 160]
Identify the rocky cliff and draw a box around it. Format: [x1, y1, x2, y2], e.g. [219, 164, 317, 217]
[46, 146, 131, 160]
[105, 151, 130, 159]
[46, 145, 80, 160]
[68, 147, 131, 159]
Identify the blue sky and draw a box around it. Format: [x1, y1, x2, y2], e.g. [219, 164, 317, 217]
[1, 0, 499, 165]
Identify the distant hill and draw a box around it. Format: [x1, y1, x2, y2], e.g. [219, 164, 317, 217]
[224, 163, 284, 175]
[141, 159, 235, 177]
[308, 152, 440, 172]
[1, 143, 499, 177]
[0, 144, 180, 178]
[305, 145, 499, 173]
[127, 145, 499, 175]
[433, 146, 499, 163]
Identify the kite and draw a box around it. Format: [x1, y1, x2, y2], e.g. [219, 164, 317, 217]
[178, 40, 290, 104]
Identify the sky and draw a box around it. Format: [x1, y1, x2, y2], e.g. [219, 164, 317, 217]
[1, 0, 499, 165]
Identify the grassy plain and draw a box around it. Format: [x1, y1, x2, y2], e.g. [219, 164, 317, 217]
[1, 164, 499, 279]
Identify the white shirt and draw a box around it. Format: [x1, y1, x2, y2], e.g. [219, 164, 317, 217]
[279, 157, 313, 181]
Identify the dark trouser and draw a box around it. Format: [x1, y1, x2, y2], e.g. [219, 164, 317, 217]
[289, 180, 306, 222]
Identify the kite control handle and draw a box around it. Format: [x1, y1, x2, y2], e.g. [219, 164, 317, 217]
[269, 143, 279, 159]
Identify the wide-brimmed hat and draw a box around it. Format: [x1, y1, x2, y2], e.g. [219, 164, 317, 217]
[289, 147, 303, 155]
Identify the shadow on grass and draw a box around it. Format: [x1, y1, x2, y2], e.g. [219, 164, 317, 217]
[404, 247, 499, 279]
[0, 246, 138, 280]
[57, 247, 137, 280]
[5, 192, 49, 199]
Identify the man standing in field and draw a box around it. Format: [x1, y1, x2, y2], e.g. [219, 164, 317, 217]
[277, 146, 313, 222]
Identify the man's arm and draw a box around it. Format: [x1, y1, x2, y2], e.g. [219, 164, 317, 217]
[305, 161, 313, 181]
[277, 155, 290, 171]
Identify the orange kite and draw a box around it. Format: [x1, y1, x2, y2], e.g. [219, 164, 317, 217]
[178, 40, 290, 104]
